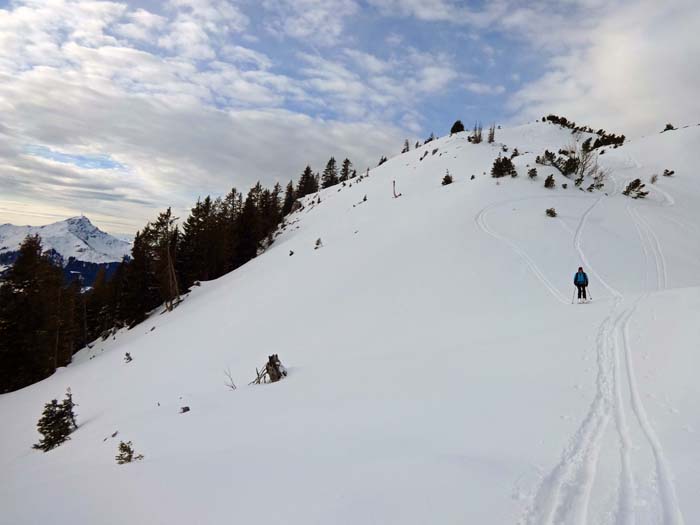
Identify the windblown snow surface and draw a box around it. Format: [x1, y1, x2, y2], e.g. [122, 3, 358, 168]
[1, 122, 699, 525]
[0, 215, 130, 265]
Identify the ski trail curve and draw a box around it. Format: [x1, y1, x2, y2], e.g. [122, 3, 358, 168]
[475, 203, 569, 304]
[573, 195, 621, 299]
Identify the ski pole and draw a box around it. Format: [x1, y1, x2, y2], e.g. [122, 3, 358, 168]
[572, 288, 576, 304]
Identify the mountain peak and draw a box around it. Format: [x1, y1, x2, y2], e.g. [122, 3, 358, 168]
[0, 215, 130, 265]
[64, 215, 96, 230]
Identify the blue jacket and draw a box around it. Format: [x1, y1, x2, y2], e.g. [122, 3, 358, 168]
[574, 271, 588, 286]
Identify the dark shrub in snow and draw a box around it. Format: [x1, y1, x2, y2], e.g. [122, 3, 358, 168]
[491, 156, 516, 178]
[622, 179, 649, 199]
[116, 441, 144, 464]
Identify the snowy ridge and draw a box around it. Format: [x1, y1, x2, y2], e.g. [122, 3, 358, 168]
[1, 122, 699, 524]
[0, 215, 131, 265]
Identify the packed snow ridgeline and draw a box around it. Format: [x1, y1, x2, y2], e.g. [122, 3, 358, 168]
[1, 119, 699, 524]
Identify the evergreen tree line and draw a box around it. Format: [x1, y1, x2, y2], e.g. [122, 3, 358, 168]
[0, 158, 355, 393]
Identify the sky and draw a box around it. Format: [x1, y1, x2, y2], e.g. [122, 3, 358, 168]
[0, 0, 698, 233]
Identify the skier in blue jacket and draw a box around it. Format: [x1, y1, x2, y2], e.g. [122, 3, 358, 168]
[574, 266, 589, 303]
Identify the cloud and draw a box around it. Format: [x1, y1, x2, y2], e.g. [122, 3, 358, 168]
[261, 0, 359, 46]
[509, 0, 700, 136]
[1, 0, 696, 233]
[0, 0, 407, 232]
[466, 82, 506, 95]
[366, 0, 505, 26]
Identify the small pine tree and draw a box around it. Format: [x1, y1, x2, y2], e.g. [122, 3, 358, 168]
[401, 139, 410, 153]
[33, 391, 76, 452]
[663, 123, 675, 131]
[528, 168, 537, 179]
[115, 441, 144, 464]
[442, 171, 453, 185]
[450, 120, 465, 135]
[544, 174, 555, 188]
[491, 156, 516, 178]
[377, 156, 388, 166]
[61, 388, 78, 430]
[546, 208, 557, 217]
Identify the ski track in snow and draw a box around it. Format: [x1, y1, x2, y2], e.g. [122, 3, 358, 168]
[620, 198, 684, 524]
[493, 179, 686, 524]
[521, 192, 619, 525]
[475, 197, 572, 305]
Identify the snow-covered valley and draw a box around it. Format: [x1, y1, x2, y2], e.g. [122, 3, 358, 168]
[1, 122, 699, 524]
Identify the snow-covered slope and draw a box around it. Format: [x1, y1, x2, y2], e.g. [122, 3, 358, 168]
[0, 215, 130, 266]
[1, 122, 699, 525]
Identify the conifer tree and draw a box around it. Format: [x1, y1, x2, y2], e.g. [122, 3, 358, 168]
[33, 399, 72, 451]
[219, 187, 242, 272]
[321, 157, 339, 188]
[120, 231, 158, 327]
[491, 156, 516, 178]
[296, 166, 318, 197]
[281, 181, 296, 216]
[178, 197, 216, 289]
[487, 124, 496, 143]
[450, 120, 465, 135]
[401, 139, 410, 153]
[339, 158, 352, 182]
[258, 183, 282, 240]
[0, 235, 66, 392]
[33, 390, 76, 451]
[235, 187, 262, 266]
[142, 208, 181, 311]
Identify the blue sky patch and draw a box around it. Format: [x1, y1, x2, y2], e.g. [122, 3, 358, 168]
[24, 145, 125, 170]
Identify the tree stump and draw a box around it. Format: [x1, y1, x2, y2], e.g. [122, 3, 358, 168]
[265, 354, 287, 383]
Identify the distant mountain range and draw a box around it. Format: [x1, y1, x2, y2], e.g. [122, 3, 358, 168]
[0, 216, 131, 285]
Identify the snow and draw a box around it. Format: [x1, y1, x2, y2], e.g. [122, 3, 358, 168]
[0, 215, 131, 265]
[1, 122, 699, 524]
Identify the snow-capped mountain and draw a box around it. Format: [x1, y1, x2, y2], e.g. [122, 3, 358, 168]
[0, 215, 131, 266]
[1, 121, 699, 524]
